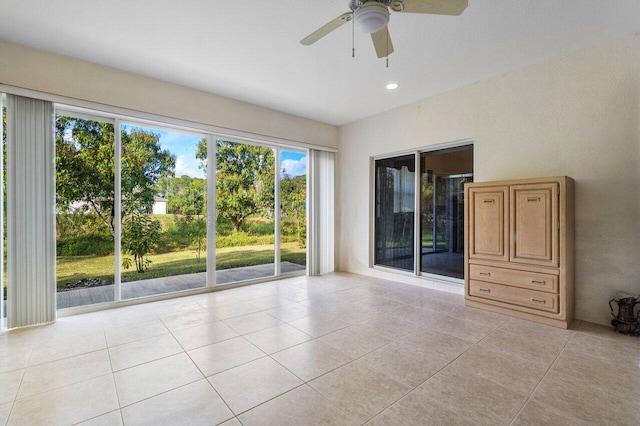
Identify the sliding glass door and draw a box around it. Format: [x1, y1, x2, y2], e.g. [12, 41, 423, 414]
[52, 112, 308, 310]
[280, 149, 307, 274]
[420, 147, 473, 278]
[55, 115, 116, 308]
[374, 154, 416, 271]
[215, 140, 276, 285]
[120, 123, 207, 300]
[374, 145, 473, 279]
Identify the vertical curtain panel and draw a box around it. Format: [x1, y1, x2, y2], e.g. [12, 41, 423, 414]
[7, 95, 56, 328]
[308, 149, 335, 275]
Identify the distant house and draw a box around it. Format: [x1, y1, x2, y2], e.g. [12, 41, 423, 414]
[152, 196, 168, 215]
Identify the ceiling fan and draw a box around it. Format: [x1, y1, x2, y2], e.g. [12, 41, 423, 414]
[300, 0, 468, 58]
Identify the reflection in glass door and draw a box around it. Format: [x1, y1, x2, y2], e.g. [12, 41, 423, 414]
[420, 146, 473, 278]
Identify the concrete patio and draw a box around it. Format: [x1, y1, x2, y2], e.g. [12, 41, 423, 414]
[56, 262, 306, 309]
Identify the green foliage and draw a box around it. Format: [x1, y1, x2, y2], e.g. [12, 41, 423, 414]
[56, 213, 113, 256]
[121, 214, 162, 273]
[56, 234, 113, 256]
[197, 139, 275, 232]
[55, 118, 175, 234]
[216, 232, 274, 248]
[156, 174, 206, 215]
[281, 172, 306, 247]
[174, 215, 207, 261]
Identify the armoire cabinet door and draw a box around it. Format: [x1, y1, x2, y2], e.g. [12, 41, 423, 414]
[510, 183, 559, 266]
[468, 186, 509, 261]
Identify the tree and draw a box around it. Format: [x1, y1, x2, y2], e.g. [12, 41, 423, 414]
[281, 171, 306, 246]
[175, 215, 207, 261]
[55, 118, 175, 234]
[154, 174, 206, 215]
[121, 214, 162, 273]
[197, 139, 274, 232]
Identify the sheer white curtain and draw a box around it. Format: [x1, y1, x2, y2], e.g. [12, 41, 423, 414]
[6, 95, 56, 328]
[308, 149, 335, 275]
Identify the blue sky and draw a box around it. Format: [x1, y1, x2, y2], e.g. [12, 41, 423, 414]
[124, 125, 306, 178]
[281, 151, 307, 177]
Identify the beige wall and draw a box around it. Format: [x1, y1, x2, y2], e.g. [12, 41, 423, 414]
[337, 33, 640, 325]
[0, 40, 337, 148]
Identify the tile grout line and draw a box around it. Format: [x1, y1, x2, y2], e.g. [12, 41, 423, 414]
[507, 326, 578, 426]
[10, 324, 38, 418]
[361, 319, 510, 424]
[102, 324, 126, 426]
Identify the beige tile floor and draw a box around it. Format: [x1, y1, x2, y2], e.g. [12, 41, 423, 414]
[1, 273, 639, 425]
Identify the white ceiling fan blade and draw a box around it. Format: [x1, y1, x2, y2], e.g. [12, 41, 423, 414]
[393, 0, 468, 16]
[300, 12, 353, 45]
[371, 26, 394, 58]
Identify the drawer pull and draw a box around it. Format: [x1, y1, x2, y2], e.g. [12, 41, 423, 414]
[531, 279, 546, 285]
[531, 298, 546, 304]
[479, 288, 491, 293]
[527, 197, 540, 202]
[483, 200, 494, 203]
[479, 272, 491, 277]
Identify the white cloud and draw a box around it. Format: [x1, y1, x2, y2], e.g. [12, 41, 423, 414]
[281, 158, 307, 177]
[175, 155, 205, 178]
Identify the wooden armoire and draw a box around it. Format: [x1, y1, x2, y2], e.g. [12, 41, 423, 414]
[464, 176, 574, 328]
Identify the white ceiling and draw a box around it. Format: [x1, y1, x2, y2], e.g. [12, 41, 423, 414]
[1, 1, 639, 126]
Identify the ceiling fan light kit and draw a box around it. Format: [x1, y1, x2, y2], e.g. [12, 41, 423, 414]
[355, 2, 390, 34]
[300, 0, 468, 59]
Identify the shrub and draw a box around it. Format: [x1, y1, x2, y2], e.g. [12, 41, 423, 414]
[57, 234, 113, 256]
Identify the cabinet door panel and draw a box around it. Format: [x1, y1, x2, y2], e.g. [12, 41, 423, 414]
[510, 183, 558, 266]
[469, 186, 509, 261]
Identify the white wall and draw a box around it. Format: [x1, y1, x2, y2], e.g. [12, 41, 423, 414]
[337, 33, 640, 325]
[0, 40, 337, 148]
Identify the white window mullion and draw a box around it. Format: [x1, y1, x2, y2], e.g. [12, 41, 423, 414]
[207, 135, 216, 287]
[274, 148, 281, 277]
[305, 149, 310, 274]
[414, 151, 421, 276]
[114, 119, 122, 301]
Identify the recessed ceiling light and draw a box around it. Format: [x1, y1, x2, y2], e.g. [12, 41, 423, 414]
[386, 83, 399, 90]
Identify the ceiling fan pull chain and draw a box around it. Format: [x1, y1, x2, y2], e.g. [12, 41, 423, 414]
[386, 30, 389, 68]
[352, 12, 355, 57]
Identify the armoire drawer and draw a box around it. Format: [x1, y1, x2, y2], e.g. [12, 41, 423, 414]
[469, 264, 558, 293]
[469, 280, 559, 313]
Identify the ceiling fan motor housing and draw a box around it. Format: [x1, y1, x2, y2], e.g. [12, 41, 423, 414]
[355, 1, 390, 34]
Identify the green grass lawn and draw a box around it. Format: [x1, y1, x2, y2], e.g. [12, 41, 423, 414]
[56, 242, 306, 290]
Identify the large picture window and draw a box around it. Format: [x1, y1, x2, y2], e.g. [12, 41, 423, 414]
[46, 108, 309, 309]
[374, 144, 473, 279]
[0, 91, 332, 328]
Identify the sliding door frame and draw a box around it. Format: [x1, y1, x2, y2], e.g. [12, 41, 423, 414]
[370, 139, 473, 284]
